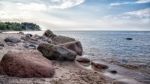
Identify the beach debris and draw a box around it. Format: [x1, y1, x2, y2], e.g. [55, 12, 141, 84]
[126, 38, 133, 40]
[4, 37, 21, 43]
[38, 43, 77, 61]
[0, 50, 55, 78]
[91, 62, 109, 70]
[76, 57, 90, 63]
[59, 41, 83, 56]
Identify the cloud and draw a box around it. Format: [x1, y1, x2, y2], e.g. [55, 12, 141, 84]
[95, 8, 150, 30]
[110, 0, 150, 6]
[0, 0, 85, 30]
[136, 0, 150, 3]
[0, 0, 85, 9]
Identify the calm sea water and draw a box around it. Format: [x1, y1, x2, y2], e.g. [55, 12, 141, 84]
[54, 31, 150, 72]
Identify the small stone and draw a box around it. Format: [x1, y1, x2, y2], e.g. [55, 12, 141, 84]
[91, 62, 108, 70]
[4, 37, 21, 43]
[76, 57, 90, 63]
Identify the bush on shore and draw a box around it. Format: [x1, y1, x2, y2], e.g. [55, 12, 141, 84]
[0, 22, 40, 31]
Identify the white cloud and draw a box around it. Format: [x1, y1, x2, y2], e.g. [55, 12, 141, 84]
[136, 0, 150, 3]
[110, 0, 150, 7]
[95, 8, 150, 29]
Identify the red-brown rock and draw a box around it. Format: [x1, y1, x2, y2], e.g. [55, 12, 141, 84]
[60, 41, 83, 56]
[0, 50, 55, 78]
[91, 62, 108, 70]
[76, 57, 90, 63]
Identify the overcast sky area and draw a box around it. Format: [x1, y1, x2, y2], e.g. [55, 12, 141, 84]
[0, 0, 150, 31]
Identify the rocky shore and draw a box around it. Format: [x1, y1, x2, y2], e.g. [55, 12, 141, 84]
[0, 30, 142, 84]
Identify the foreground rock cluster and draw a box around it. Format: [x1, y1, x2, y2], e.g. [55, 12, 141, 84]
[0, 30, 84, 78]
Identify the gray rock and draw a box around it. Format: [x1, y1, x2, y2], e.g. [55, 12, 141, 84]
[59, 41, 83, 56]
[4, 37, 21, 43]
[76, 57, 90, 63]
[23, 43, 37, 49]
[0, 42, 4, 49]
[26, 34, 33, 38]
[52, 35, 75, 44]
[43, 30, 56, 38]
[38, 43, 77, 61]
[0, 42, 4, 47]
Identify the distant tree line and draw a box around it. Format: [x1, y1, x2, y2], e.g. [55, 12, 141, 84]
[0, 22, 41, 31]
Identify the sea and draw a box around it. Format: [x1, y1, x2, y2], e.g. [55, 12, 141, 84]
[54, 31, 150, 66]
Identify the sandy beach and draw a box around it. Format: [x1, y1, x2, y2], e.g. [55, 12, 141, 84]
[0, 32, 143, 84]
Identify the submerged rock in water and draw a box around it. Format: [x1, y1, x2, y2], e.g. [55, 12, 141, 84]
[38, 43, 77, 61]
[59, 41, 83, 56]
[91, 62, 108, 70]
[4, 37, 21, 43]
[0, 50, 55, 78]
[109, 70, 117, 74]
[126, 38, 133, 40]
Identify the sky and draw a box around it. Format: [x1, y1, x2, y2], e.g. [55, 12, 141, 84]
[0, 0, 150, 31]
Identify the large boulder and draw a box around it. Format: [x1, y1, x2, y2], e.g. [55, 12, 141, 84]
[59, 41, 83, 56]
[4, 37, 21, 43]
[0, 50, 55, 78]
[43, 30, 56, 38]
[52, 35, 76, 44]
[37, 43, 77, 61]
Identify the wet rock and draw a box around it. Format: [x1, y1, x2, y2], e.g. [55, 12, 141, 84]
[52, 35, 75, 44]
[109, 70, 117, 74]
[18, 31, 24, 35]
[0, 42, 4, 49]
[4, 37, 21, 43]
[113, 81, 128, 84]
[91, 62, 108, 70]
[23, 43, 37, 49]
[126, 38, 132, 40]
[0, 42, 4, 47]
[76, 57, 90, 63]
[0, 50, 55, 78]
[26, 34, 33, 38]
[38, 43, 77, 61]
[43, 30, 56, 38]
[59, 41, 83, 56]
[0, 31, 2, 33]
[6, 42, 15, 46]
